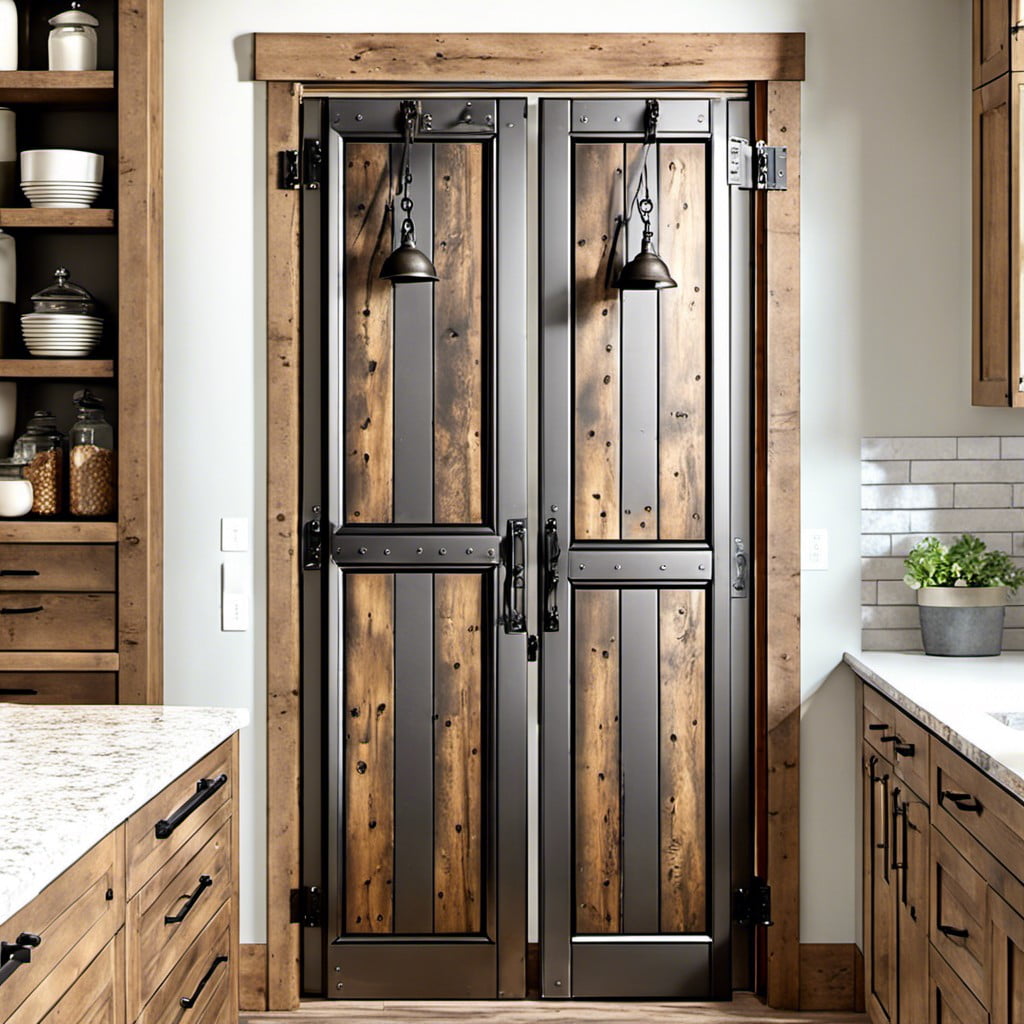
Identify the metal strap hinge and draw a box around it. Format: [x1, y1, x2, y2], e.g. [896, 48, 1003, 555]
[727, 137, 788, 191]
[290, 885, 323, 927]
[279, 139, 322, 190]
[733, 877, 773, 927]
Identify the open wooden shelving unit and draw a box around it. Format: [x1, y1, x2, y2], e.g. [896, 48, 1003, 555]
[0, 0, 162, 705]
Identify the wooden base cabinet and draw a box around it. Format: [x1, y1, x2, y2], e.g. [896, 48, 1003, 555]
[0, 737, 238, 1024]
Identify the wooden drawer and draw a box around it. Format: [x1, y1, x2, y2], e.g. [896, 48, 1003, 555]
[933, 738, 1024, 886]
[0, 593, 116, 650]
[0, 672, 117, 703]
[127, 810, 231, 1018]
[126, 740, 233, 896]
[137, 901, 235, 1024]
[864, 686, 931, 800]
[930, 939, 989, 1024]
[39, 933, 124, 1024]
[931, 826, 989, 1008]
[2, 830, 125, 1024]
[0, 545, 116, 592]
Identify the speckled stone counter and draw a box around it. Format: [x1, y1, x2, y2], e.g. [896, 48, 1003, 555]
[845, 650, 1024, 800]
[0, 704, 248, 926]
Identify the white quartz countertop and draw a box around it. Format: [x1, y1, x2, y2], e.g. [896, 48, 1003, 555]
[0, 704, 248, 926]
[844, 651, 1024, 798]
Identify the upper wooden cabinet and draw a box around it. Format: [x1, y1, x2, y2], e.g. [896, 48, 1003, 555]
[972, 3, 1024, 407]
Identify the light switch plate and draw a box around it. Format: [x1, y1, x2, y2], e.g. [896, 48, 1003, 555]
[222, 592, 249, 632]
[802, 528, 829, 571]
[221, 517, 248, 552]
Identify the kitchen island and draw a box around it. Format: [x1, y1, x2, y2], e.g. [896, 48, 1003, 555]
[0, 704, 247, 1024]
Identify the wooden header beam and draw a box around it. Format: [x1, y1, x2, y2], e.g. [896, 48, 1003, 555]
[254, 32, 805, 85]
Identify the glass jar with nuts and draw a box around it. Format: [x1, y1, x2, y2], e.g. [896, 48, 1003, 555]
[12, 410, 64, 516]
[69, 388, 114, 517]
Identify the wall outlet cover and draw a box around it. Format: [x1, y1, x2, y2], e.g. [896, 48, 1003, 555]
[802, 527, 829, 571]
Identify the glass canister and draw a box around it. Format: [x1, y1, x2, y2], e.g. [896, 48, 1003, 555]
[31, 268, 96, 316]
[48, 3, 99, 72]
[13, 410, 64, 516]
[69, 389, 114, 516]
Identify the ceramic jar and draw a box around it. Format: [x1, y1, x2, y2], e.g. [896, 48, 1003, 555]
[0, 1, 16, 72]
[48, 3, 98, 72]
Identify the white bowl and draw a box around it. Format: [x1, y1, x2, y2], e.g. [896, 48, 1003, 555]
[19, 149, 103, 183]
[26, 200, 95, 209]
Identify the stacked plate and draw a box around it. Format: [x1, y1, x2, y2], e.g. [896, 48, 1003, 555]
[21, 313, 102, 357]
[21, 180, 102, 208]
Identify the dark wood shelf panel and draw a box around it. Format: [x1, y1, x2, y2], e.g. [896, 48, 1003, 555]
[0, 358, 113, 378]
[0, 651, 118, 670]
[0, 71, 115, 104]
[0, 520, 117, 543]
[0, 208, 114, 228]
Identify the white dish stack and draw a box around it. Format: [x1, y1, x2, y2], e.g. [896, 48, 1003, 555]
[21, 313, 102, 357]
[20, 149, 103, 208]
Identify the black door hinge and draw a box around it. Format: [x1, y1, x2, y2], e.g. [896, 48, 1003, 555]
[280, 138, 323, 190]
[733, 877, 773, 927]
[290, 885, 323, 928]
[302, 506, 323, 571]
[727, 138, 788, 191]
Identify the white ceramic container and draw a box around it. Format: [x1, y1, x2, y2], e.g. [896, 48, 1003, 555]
[0, 477, 33, 517]
[48, 5, 98, 71]
[20, 149, 103, 183]
[0, 1, 17, 73]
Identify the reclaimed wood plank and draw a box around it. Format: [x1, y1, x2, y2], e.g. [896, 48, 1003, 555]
[574, 588, 621, 933]
[433, 573, 483, 933]
[345, 572, 396, 933]
[433, 143, 484, 524]
[659, 588, 706, 934]
[345, 142, 394, 523]
[574, 143, 622, 541]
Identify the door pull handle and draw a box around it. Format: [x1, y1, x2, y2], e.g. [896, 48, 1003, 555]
[543, 518, 560, 632]
[502, 518, 527, 635]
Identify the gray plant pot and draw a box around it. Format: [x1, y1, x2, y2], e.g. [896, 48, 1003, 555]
[917, 586, 1008, 657]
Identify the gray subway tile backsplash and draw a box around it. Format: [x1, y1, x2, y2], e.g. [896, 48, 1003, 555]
[861, 436, 1024, 652]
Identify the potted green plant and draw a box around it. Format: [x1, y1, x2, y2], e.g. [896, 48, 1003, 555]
[903, 534, 1024, 656]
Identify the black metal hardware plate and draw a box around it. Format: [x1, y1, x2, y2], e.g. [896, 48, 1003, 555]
[733, 878, 772, 927]
[291, 885, 324, 928]
[567, 550, 713, 583]
[570, 99, 710, 136]
[332, 533, 501, 569]
[330, 99, 498, 138]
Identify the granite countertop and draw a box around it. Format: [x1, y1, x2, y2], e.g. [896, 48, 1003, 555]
[845, 651, 1024, 799]
[0, 704, 248, 926]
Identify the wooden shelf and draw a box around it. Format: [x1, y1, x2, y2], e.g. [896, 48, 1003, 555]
[0, 521, 117, 543]
[0, 359, 113, 378]
[0, 651, 118, 671]
[0, 208, 114, 228]
[0, 71, 115, 104]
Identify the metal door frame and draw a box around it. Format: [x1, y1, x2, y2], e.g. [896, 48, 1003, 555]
[537, 94, 752, 999]
[300, 96, 530, 999]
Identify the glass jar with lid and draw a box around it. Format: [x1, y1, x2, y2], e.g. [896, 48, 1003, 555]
[13, 410, 64, 516]
[69, 389, 114, 516]
[31, 268, 96, 316]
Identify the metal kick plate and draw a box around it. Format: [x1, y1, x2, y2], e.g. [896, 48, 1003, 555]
[568, 550, 713, 583]
[570, 99, 710, 135]
[332, 533, 501, 568]
[330, 99, 498, 138]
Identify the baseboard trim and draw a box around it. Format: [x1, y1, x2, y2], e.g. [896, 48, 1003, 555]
[240, 943, 269, 1012]
[799, 943, 863, 1011]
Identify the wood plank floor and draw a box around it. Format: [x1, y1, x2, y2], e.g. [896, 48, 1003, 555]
[241, 995, 866, 1023]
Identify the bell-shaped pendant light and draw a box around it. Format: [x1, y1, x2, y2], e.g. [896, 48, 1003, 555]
[380, 101, 438, 285]
[616, 199, 677, 291]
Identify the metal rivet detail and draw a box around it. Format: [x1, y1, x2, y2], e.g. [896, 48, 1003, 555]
[555, 980, 562, 987]
[614, 115, 622, 122]
[466, 548, 474, 555]
[660, 564, 668, 571]
[579, 115, 588, 123]
[334, 966, 341, 973]
[698, 564, 705, 571]
[697, 114, 705, 123]
[579, 563, 586, 570]
[614, 564, 621, 571]
[487, 548, 495, 557]
[439, 548, 447, 555]
[506, 122, 515, 128]
[355, 113, 363, 122]
[416, 546, 423, 554]
[358, 547, 367, 555]
[383, 548, 390, 556]
[336, 982, 343, 989]
[550, 505, 559, 512]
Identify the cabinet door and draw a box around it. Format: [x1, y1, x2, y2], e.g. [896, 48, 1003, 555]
[865, 747, 897, 1024]
[975, 0, 1012, 87]
[897, 784, 930, 1024]
[991, 888, 1024, 1024]
[931, 941, 991, 1024]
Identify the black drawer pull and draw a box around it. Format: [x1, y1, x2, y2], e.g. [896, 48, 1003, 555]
[893, 741, 915, 757]
[0, 933, 41, 989]
[0, 606, 43, 615]
[940, 790, 983, 815]
[179, 954, 228, 1009]
[155, 774, 228, 840]
[0, 688, 38, 696]
[164, 874, 213, 925]
[0, 569, 39, 577]
[938, 923, 969, 939]
[868, 723, 889, 731]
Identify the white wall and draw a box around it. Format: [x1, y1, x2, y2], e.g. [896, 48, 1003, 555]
[165, 0, 1020, 948]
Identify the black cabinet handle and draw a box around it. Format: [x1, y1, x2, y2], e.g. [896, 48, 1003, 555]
[891, 787, 905, 873]
[0, 569, 39, 577]
[155, 774, 228, 839]
[179, 954, 228, 1009]
[0, 688, 38, 696]
[938, 923, 969, 939]
[894, 741, 916, 757]
[940, 790, 983, 815]
[0, 606, 43, 615]
[502, 518, 527, 635]
[164, 874, 213, 925]
[0, 933, 41, 989]
[868, 722, 889, 731]
[542, 518, 560, 632]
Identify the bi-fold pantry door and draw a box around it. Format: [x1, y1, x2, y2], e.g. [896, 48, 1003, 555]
[300, 94, 751, 1001]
